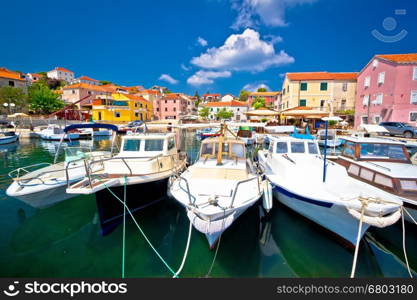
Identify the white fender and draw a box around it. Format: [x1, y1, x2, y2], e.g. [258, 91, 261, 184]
[347, 208, 402, 228]
[262, 180, 273, 213]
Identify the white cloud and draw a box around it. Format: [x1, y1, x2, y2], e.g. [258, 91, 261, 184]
[181, 64, 191, 71]
[231, 0, 316, 29]
[197, 37, 208, 47]
[187, 70, 231, 86]
[242, 82, 271, 92]
[158, 74, 178, 84]
[190, 28, 294, 73]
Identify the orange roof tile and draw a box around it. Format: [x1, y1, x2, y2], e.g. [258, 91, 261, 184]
[249, 91, 281, 96]
[63, 83, 111, 93]
[376, 53, 417, 64]
[55, 67, 73, 73]
[0, 68, 25, 81]
[286, 72, 357, 81]
[203, 93, 221, 97]
[78, 76, 98, 82]
[205, 100, 247, 107]
[123, 94, 149, 102]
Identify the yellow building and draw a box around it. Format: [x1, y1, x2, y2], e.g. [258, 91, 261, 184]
[280, 72, 357, 113]
[92, 92, 152, 123]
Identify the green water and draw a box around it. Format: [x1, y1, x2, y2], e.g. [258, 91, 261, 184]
[0, 135, 416, 278]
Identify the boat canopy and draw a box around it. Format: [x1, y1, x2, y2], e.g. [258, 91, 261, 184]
[290, 127, 314, 140]
[63, 123, 118, 133]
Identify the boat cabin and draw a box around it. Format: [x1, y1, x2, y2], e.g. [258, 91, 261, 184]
[268, 137, 320, 156]
[335, 137, 417, 200]
[199, 137, 246, 162]
[119, 133, 177, 157]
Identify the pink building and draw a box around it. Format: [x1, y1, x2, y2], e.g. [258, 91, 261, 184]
[355, 54, 417, 127]
[62, 83, 111, 108]
[247, 91, 281, 108]
[159, 93, 188, 120]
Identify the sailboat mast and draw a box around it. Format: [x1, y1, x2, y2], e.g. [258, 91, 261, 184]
[216, 123, 225, 165]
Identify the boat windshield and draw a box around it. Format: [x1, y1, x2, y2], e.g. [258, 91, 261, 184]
[359, 143, 408, 160]
[123, 139, 141, 151]
[200, 142, 245, 159]
[144, 139, 164, 151]
[275, 141, 318, 155]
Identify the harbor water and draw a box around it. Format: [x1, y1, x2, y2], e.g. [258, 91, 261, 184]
[0, 134, 416, 278]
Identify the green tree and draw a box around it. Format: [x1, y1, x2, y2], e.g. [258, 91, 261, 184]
[194, 91, 201, 107]
[28, 82, 65, 114]
[199, 106, 210, 119]
[216, 108, 234, 120]
[257, 87, 268, 92]
[239, 90, 250, 102]
[99, 80, 112, 86]
[252, 97, 266, 109]
[0, 86, 27, 113]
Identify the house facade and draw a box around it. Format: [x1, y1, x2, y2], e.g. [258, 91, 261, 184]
[159, 93, 188, 120]
[0, 68, 27, 90]
[62, 83, 112, 108]
[203, 100, 248, 121]
[47, 67, 74, 82]
[354, 54, 417, 127]
[139, 89, 163, 120]
[280, 72, 357, 113]
[74, 76, 99, 85]
[202, 93, 221, 103]
[26, 73, 44, 83]
[92, 93, 151, 122]
[247, 91, 281, 109]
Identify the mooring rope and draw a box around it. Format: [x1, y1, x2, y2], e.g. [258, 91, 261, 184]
[401, 207, 413, 278]
[205, 208, 226, 278]
[173, 217, 193, 278]
[350, 204, 366, 278]
[122, 176, 126, 278]
[96, 177, 178, 277]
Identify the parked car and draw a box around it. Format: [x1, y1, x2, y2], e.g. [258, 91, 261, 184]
[379, 122, 417, 138]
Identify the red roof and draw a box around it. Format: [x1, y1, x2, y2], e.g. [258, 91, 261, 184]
[0, 68, 24, 81]
[286, 72, 357, 81]
[78, 76, 98, 82]
[205, 100, 247, 107]
[203, 93, 221, 97]
[376, 53, 417, 64]
[55, 67, 73, 73]
[63, 83, 111, 92]
[123, 94, 149, 102]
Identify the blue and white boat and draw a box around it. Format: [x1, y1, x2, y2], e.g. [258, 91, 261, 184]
[257, 135, 403, 246]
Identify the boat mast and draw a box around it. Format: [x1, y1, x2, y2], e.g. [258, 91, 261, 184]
[216, 123, 225, 166]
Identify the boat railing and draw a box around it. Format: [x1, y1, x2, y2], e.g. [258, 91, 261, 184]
[8, 162, 83, 186]
[65, 153, 184, 188]
[230, 175, 262, 208]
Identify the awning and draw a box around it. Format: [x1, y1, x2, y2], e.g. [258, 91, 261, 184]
[245, 108, 280, 117]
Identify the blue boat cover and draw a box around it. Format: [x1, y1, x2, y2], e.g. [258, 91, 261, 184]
[290, 126, 314, 140]
[64, 123, 118, 133]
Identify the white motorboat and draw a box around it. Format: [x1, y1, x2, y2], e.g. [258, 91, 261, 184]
[317, 129, 342, 148]
[169, 124, 264, 248]
[6, 124, 118, 208]
[257, 136, 403, 246]
[0, 131, 19, 145]
[82, 127, 112, 137]
[38, 124, 80, 141]
[334, 136, 417, 223]
[66, 132, 187, 235]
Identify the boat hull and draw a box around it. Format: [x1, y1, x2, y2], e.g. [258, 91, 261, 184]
[6, 181, 77, 208]
[96, 177, 169, 235]
[0, 135, 18, 145]
[273, 185, 369, 246]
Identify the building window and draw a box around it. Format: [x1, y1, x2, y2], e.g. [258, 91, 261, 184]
[413, 67, 417, 80]
[8, 81, 15, 87]
[135, 112, 139, 117]
[173, 107, 176, 112]
[320, 82, 328, 91]
[342, 82, 348, 92]
[364, 76, 370, 88]
[372, 59, 379, 68]
[373, 115, 381, 124]
[300, 82, 308, 91]
[378, 72, 385, 85]
[165, 108, 168, 112]
[362, 95, 369, 106]
[156, 108, 159, 111]
[237, 108, 240, 111]
[88, 91, 92, 95]
[375, 93, 383, 105]
[411, 91, 417, 104]
[341, 99, 346, 110]
[299, 99, 307, 107]
[361, 115, 368, 124]
[410, 112, 417, 122]
[173, 100, 176, 103]
[72, 90, 75, 94]
[320, 100, 325, 110]
[165, 100, 167, 103]
[115, 112, 120, 118]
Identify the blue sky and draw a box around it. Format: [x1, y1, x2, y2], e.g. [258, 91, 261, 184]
[1, 0, 416, 95]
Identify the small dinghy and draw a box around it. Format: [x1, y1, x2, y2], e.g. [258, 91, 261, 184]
[0, 131, 19, 145]
[169, 123, 263, 248]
